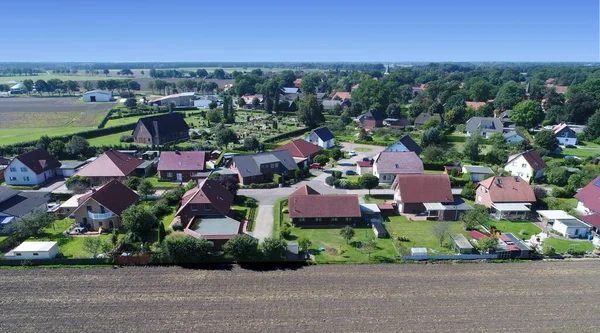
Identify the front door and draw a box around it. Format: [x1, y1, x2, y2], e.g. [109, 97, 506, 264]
[90, 96, 96, 102]
[109, 220, 114, 229]
[176, 173, 183, 182]
[82, 217, 88, 227]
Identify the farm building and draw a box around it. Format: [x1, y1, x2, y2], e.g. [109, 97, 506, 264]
[5, 241, 59, 260]
[462, 165, 494, 182]
[83, 90, 112, 102]
[149, 92, 196, 107]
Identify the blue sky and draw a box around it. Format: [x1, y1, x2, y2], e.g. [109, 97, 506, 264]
[2, 0, 598, 62]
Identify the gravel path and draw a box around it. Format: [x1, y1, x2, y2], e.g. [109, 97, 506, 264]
[252, 204, 274, 242]
[1, 262, 600, 332]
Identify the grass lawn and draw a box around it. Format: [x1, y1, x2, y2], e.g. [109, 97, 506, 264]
[363, 194, 393, 204]
[88, 130, 131, 146]
[424, 170, 445, 174]
[345, 175, 361, 183]
[486, 220, 542, 240]
[0, 127, 94, 146]
[543, 238, 595, 254]
[354, 147, 371, 152]
[26, 218, 124, 258]
[0, 235, 8, 242]
[146, 176, 184, 189]
[562, 148, 600, 158]
[384, 215, 470, 255]
[232, 204, 258, 231]
[273, 198, 286, 236]
[139, 200, 178, 230]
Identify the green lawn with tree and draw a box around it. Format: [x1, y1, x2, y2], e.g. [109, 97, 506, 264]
[543, 238, 595, 254]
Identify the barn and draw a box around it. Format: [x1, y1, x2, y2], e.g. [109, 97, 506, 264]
[83, 90, 113, 102]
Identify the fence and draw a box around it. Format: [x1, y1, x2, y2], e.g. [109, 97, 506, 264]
[0, 258, 111, 266]
[402, 254, 499, 261]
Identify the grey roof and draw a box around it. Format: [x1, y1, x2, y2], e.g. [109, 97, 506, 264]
[503, 131, 525, 139]
[0, 191, 49, 218]
[414, 112, 442, 125]
[232, 151, 298, 178]
[59, 161, 88, 170]
[396, 135, 422, 155]
[504, 233, 532, 251]
[465, 117, 504, 134]
[211, 167, 237, 176]
[374, 151, 424, 174]
[282, 87, 299, 94]
[322, 100, 342, 110]
[190, 215, 240, 236]
[0, 186, 20, 204]
[555, 219, 590, 228]
[450, 234, 474, 249]
[462, 165, 494, 174]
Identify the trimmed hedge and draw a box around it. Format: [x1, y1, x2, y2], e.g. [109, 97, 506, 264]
[241, 182, 278, 189]
[263, 127, 311, 143]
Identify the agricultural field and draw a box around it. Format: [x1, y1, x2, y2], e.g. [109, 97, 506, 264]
[0, 127, 94, 146]
[87, 130, 131, 146]
[0, 69, 149, 83]
[2, 263, 600, 332]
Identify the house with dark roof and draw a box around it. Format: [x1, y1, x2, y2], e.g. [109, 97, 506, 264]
[553, 123, 578, 146]
[4, 148, 61, 186]
[475, 176, 536, 220]
[392, 174, 470, 220]
[414, 112, 442, 128]
[288, 185, 361, 226]
[273, 139, 323, 166]
[0, 186, 50, 233]
[228, 151, 298, 185]
[132, 112, 190, 145]
[465, 117, 504, 138]
[373, 151, 424, 184]
[157, 151, 206, 182]
[359, 110, 386, 130]
[175, 178, 239, 248]
[74, 150, 144, 185]
[504, 149, 546, 183]
[497, 110, 513, 127]
[68, 180, 139, 231]
[503, 131, 527, 144]
[306, 127, 335, 149]
[383, 135, 422, 156]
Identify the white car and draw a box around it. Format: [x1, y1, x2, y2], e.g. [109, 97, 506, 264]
[349, 151, 357, 156]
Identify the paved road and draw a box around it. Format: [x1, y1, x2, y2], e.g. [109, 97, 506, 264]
[2, 262, 600, 332]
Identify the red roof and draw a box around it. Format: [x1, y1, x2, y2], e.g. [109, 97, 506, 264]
[580, 213, 600, 229]
[176, 178, 234, 217]
[332, 92, 351, 100]
[393, 174, 453, 204]
[574, 176, 600, 213]
[477, 176, 536, 203]
[288, 185, 361, 218]
[157, 151, 206, 171]
[466, 101, 486, 109]
[469, 230, 489, 240]
[357, 160, 374, 167]
[76, 180, 139, 216]
[377, 203, 395, 210]
[14, 148, 61, 175]
[293, 78, 303, 87]
[499, 234, 512, 242]
[273, 139, 322, 159]
[76, 150, 143, 178]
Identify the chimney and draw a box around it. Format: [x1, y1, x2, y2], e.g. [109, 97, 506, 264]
[153, 120, 160, 145]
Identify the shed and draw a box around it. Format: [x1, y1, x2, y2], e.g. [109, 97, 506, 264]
[371, 222, 388, 238]
[83, 90, 112, 102]
[552, 219, 591, 239]
[450, 234, 475, 254]
[5, 241, 59, 260]
[57, 161, 88, 177]
[411, 247, 428, 256]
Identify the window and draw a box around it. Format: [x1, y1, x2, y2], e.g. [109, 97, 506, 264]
[190, 204, 198, 211]
[98, 221, 103, 227]
[315, 218, 322, 222]
[86, 206, 92, 211]
[100, 206, 105, 214]
[20, 167, 27, 172]
[23, 176, 30, 181]
[9, 167, 16, 172]
[331, 218, 338, 222]
[204, 204, 211, 211]
[167, 172, 173, 177]
[299, 218, 305, 222]
[9, 177, 16, 181]
[346, 217, 352, 221]
[33, 253, 38, 256]
[521, 163, 527, 168]
[15, 253, 21, 256]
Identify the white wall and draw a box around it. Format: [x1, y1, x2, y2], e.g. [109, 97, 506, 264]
[83, 92, 111, 102]
[552, 221, 590, 239]
[557, 137, 577, 146]
[6, 244, 59, 260]
[504, 155, 533, 183]
[4, 159, 51, 185]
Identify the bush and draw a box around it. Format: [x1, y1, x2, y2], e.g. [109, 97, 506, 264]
[542, 244, 555, 256]
[325, 176, 335, 186]
[273, 173, 283, 184]
[462, 181, 476, 201]
[163, 187, 186, 205]
[552, 187, 575, 198]
[172, 222, 184, 231]
[119, 135, 134, 143]
[32, 185, 41, 190]
[223, 234, 260, 262]
[333, 179, 342, 187]
[282, 207, 289, 214]
[124, 176, 141, 190]
[164, 232, 213, 264]
[262, 237, 287, 261]
[280, 225, 292, 239]
[152, 199, 172, 217]
[242, 182, 278, 189]
[332, 170, 342, 179]
[567, 246, 586, 256]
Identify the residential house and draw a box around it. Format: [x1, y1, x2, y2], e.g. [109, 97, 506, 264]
[574, 176, 600, 245]
[157, 151, 206, 182]
[503, 131, 527, 144]
[497, 110, 513, 127]
[288, 185, 361, 226]
[4, 241, 59, 260]
[475, 176, 536, 220]
[414, 112, 442, 128]
[176, 179, 239, 248]
[465, 117, 504, 138]
[553, 123, 578, 146]
[537, 210, 591, 239]
[0, 157, 9, 180]
[384, 117, 410, 129]
[281, 87, 300, 99]
[372, 152, 424, 184]
[392, 174, 471, 220]
[228, 151, 298, 185]
[57, 161, 89, 177]
[356, 160, 374, 175]
[293, 78, 303, 88]
[462, 165, 494, 182]
[9, 82, 25, 94]
[273, 139, 322, 166]
[504, 149, 546, 183]
[132, 112, 190, 145]
[465, 101, 487, 110]
[149, 92, 196, 107]
[359, 110, 386, 130]
[321, 100, 348, 111]
[331, 92, 351, 101]
[69, 179, 139, 231]
[242, 94, 263, 106]
[351, 83, 360, 92]
[83, 90, 112, 102]
[74, 150, 144, 185]
[411, 84, 426, 96]
[4, 148, 61, 186]
[0, 186, 50, 233]
[383, 135, 422, 156]
[306, 127, 335, 149]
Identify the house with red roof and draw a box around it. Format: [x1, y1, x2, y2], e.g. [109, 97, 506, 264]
[331, 91, 351, 101]
[74, 150, 144, 185]
[504, 149, 546, 183]
[69, 179, 139, 231]
[4, 148, 61, 186]
[273, 139, 322, 167]
[465, 101, 487, 110]
[174, 178, 240, 248]
[288, 185, 361, 226]
[475, 176, 536, 220]
[293, 78, 303, 88]
[157, 151, 206, 182]
[392, 174, 471, 220]
[552, 123, 578, 146]
[575, 176, 600, 245]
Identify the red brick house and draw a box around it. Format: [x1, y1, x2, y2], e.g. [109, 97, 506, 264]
[288, 185, 361, 226]
[475, 176, 536, 220]
[157, 151, 206, 182]
[175, 178, 240, 248]
[273, 139, 322, 166]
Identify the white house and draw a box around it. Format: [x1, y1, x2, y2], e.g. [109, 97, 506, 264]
[553, 123, 578, 146]
[383, 135, 422, 156]
[83, 90, 112, 102]
[552, 219, 591, 239]
[306, 127, 335, 149]
[4, 149, 61, 186]
[504, 150, 546, 183]
[5, 241, 59, 260]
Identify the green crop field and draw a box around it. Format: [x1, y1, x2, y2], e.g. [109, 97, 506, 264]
[87, 130, 132, 146]
[0, 127, 95, 146]
[0, 70, 149, 83]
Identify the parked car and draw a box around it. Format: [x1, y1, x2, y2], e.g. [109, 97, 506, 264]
[349, 151, 357, 157]
[565, 144, 577, 148]
[310, 163, 322, 169]
[345, 170, 357, 175]
[362, 157, 371, 162]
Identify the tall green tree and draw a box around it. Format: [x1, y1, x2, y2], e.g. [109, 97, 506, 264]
[463, 132, 481, 161]
[262, 237, 288, 261]
[223, 234, 259, 262]
[494, 81, 525, 110]
[584, 110, 600, 141]
[359, 174, 379, 196]
[67, 135, 90, 157]
[340, 226, 355, 244]
[297, 94, 325, 127]
[164, 232, 213, 264]
[566, 93, 598, 124]
[534, 129, 559, 151]
[510, 100, 544, 129]
[122, 205, 157, 239]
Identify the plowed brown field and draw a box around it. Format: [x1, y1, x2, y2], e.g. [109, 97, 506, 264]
[1, 262, 599, 332]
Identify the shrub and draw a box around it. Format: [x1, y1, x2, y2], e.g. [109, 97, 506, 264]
[242, 182, 278, 189]
[333, 179, 342, 187]
[567, 246, 586, 256]
[325, 176, 335, 186]
[280, 225, 292, 239]
[262, 237, 288, 261]
[461, 181, 476, 201]
[282, 207, 289, 214]
[152, 199, 172, 217]
[124, 176, 141, 190]
[332, 170, 342, 179]
[163, 187, 186, 205]
[32, 185, 41, 190]
[172, 222, 184, 231]
[223, 234, 260, 262]
[119, 135, 134, 143]
[542, 244, 555, 256]
[164, 232, 213, 264]
[298, 237, 312, 253]
[272, 173, 283, 184]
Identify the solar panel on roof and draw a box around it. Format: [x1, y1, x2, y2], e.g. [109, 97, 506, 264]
[594, 179, 600, 187]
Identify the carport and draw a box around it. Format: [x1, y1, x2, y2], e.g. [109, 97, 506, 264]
[491, 203, 531, 220]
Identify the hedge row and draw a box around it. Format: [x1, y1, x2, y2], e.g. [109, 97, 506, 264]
[263, 127, 311, 143]
[0, 233, 28, 253]
[241, 182, 279, 189]
[97, 109, 118, 129]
